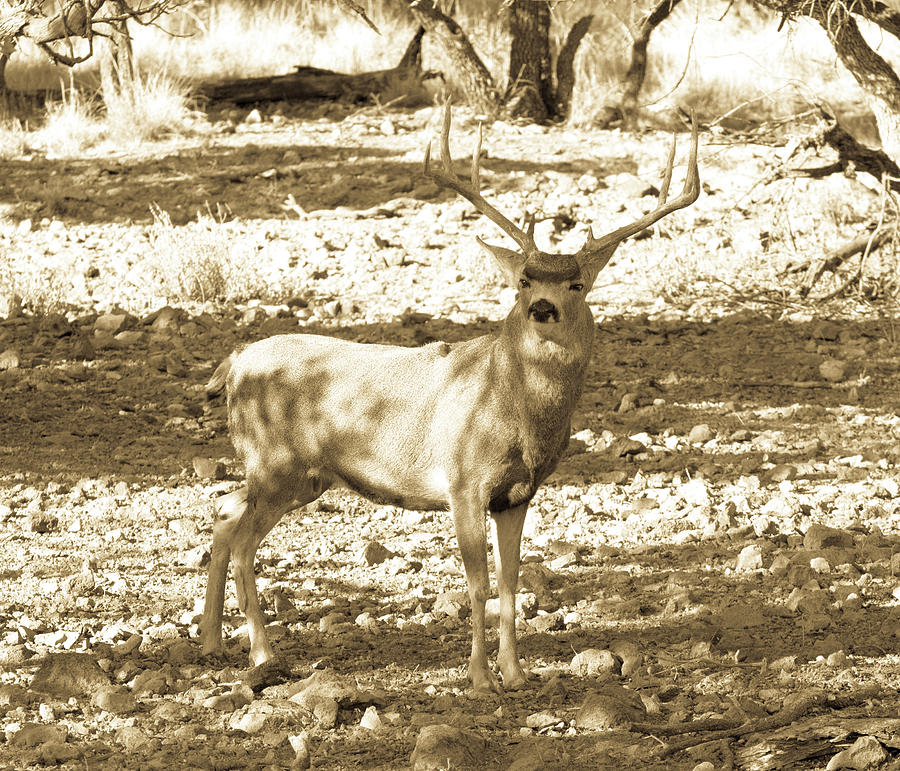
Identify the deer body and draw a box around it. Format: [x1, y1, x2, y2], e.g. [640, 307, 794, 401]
[200, 105, 699, 693]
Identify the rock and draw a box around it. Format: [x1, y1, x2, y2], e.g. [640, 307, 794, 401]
[433, 591, 469, 618]
[819, 358, 846, 382]
[10, 722, 67, 746]
[688, 424, 714, 443]
[804, 524, 853, 550]
[360, 705, 382, 730]
[26, 510, 58, 533]
[192, 456, 226, 480]
[617, 393, 638, 412]
[230, 709, 269, 735]
[287, 669, 373, 711]
[525, 711, 564, 729]
[410, 724, 485, 770]
[362, 540, 394, 565]
[116, 725, 157, 753]
[0, 643, 34, 666]
[245, 108, 263, 124]
[826, 735, 887, 770]
[93, 684, 138, 713]
[570, 648, 620, 676]
[94, 312, 128, 335]
[313, 697, 339, 728]
[39, 741, 80, 764]
[575, 685, 645, 730]
[0, 347, 20, 370]
[609, 640, 643, 677]
[810, 556, 831, 573]
[735, 543, 764, 572]
[30, 652, 109, 698]
[288, 732, 311, 770]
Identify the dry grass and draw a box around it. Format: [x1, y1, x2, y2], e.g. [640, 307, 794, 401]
[148, 204, 270, 303]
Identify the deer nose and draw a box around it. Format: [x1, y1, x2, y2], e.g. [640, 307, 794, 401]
[528, 298, 558, 323]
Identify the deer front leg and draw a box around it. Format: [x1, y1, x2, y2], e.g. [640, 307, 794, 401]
[492, 505, 529, 689]
[451, 494, 497, 695]
[201, 487, 249, 657]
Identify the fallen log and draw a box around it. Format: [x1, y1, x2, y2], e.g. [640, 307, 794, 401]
[198, 26, 431, 105]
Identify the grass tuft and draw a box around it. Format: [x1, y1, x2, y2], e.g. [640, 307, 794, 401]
[148, 204, 269, 303]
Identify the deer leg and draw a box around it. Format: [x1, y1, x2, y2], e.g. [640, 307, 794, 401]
[201, 487, 249, 657]
[492, 504, 529, 689]
[231, 473, 327, 666]
[451, 494, 498, 694]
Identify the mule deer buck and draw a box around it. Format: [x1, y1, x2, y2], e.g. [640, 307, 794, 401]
[200, 104, 699, 693]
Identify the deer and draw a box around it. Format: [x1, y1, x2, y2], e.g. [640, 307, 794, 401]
[199, 103, 699, 694]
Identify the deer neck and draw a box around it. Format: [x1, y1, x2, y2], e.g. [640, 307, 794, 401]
[495, 306, 594, 411]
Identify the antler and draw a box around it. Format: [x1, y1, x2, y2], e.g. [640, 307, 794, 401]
[577, 113, 700, 270]
[424, 102, 538, 257]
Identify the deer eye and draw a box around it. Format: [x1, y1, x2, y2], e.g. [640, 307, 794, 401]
[519, 278, 531, 289]
[569, 283, 584, 292]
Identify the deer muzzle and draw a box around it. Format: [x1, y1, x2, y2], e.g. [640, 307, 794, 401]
[528, 299, 559, 324]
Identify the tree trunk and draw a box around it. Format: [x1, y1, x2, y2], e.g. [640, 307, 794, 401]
[408, 0, 498, 114]
[99, 0, 136, 107]
[555, 15, 593, 120]
[598, 0, 684, 127]
[757, 1, 900, 168]
[506, 0, 551, 121]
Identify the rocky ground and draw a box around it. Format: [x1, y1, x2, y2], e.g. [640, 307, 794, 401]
[1, 102, 900, 770]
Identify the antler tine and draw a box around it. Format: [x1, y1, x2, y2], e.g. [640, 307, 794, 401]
[423, 102, 538, 256]
[657, 134, 677, 204]
[578, 112, 700, 268]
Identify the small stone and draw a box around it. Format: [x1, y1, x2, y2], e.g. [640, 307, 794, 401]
[819, 358, 846, 382]
[525, 711, 563, 729]
[313, 697, 339, 728]
[810, 556, 831, 573]
[116, 725, 156, 753]
[231, 710, 268, 735]
[804, 524, 853, 550]
[380, 117, 396, 135]
[10, 723, 67, 746]
[245, 108, 263, 124]
[575, 685, 645, 730]
[410, 724, 485, 770]
[93, 312, 127, 335]
[360, 705, 382, 731]
[288, 732, 311, 770]
[192, 456, 226, 480]
[93, 685, 137, 713]
[432, 591, 468, 618]
[826, 735, 887, 770]
[688, 424, 714, 443]
[571, 648, 620, 676]
[693, 763, 715, 771]
[30, 652, 109, 698]
[0, 347, 20, 370]
[362, 540, 394, 565]
[39, 741, 80, 764]
[735, 543, 764, 572]
[26, 510, 58, 533]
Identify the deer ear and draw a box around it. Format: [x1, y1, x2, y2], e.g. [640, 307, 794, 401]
[477, 238, 525, 284]
[578, 243, 620, 290]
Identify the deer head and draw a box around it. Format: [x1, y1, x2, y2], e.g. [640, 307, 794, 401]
[424, 104, 700, 349]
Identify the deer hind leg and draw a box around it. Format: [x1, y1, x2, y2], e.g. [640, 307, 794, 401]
[201, 487, 249, 657]
[451, 492, 498, 694]
[492, 504, 529, 690]
[231, 471, 329, 666]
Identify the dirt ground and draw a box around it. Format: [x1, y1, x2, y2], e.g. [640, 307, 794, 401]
[2, 102, 900, 770]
